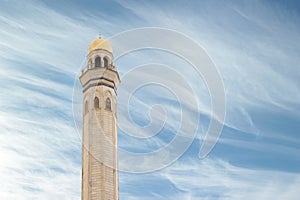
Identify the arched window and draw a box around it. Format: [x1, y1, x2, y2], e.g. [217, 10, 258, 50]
[103, 57, 109, 68]
[95, 56, 101, 68]
[94, 97, 99, 108]
[105, 98, 111, 110]
[85, 100, 88, 114]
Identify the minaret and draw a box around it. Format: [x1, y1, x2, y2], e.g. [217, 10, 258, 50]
[80, 36, 120, 200]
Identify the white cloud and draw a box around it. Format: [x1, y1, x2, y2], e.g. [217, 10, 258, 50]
[1, 0, 300, 199]
[114, 0, 300, 135]
[162, 158, 300, 200]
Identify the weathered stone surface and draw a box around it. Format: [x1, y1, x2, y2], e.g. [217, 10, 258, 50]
[80, 41, 120, 200]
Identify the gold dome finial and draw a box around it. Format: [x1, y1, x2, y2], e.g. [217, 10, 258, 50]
[88, 35, 112, 54]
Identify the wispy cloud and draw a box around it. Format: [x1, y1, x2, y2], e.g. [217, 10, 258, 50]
[162, 158, 300, 200]
[1, 0, 300, 199]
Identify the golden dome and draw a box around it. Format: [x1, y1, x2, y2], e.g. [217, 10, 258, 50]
[88, 37, 112, 54]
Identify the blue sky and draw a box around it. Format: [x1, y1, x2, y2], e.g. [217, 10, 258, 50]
[0, 0, 300, 199]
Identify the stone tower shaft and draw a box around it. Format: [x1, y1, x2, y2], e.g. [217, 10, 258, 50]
[80, 37, 120, 200]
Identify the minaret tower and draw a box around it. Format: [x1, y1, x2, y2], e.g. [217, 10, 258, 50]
[80, 37, 120, 200]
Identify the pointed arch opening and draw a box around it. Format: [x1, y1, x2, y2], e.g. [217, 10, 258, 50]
[103, 57, 109, 68]
[105, 97, 111, 110]
[95, 56, 101, 68]
[94, 97, 99, 108]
